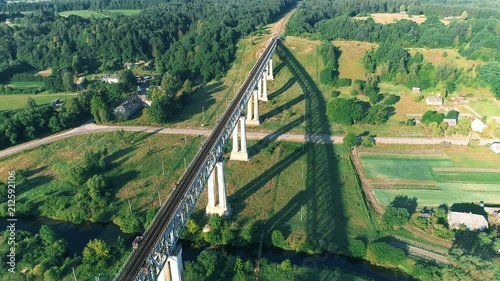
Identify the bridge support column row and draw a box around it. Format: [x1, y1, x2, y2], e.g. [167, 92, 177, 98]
[206, 161, 230, 216]
[230, 117, 249, 161]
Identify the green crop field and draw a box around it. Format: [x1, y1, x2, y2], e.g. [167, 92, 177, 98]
[374, 183, 500, 207]
[360, 147, 500, 207]
[0, 94, 77, 112]
[361, 155, 453, 181]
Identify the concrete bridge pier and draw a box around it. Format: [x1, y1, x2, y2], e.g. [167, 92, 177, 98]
[157, 244, 183, 281]
[260, 71, 268, 102]
[267, 58, 274, 80]
[247, 90, 260, 126]
[206, 160, 230, 216]
[230, 117, 249, 161]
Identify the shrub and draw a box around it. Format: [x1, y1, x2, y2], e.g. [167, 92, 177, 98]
[331, 90, 340, 98]
[368, 242, 406, 265]
[445, 110, 459, 119]
[414, 94, 424, 102]
[422, 110, 444, 124]
[343, 133, 358, 147]
[383, 94, 400, 105]
[361, 136, 375, 147]
[349, 239, 367, 258]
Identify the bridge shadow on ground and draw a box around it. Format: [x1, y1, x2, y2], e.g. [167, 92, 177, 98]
[268, 40, 351, 264]
[261, 94, 303, 122]
[249, 116, 303, 157]
[269, 77, 296, 100]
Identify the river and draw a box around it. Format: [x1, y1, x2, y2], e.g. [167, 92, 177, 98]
[1, 216, 413, 280]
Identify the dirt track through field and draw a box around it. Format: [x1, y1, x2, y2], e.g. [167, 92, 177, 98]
[350, 147, 385, 215]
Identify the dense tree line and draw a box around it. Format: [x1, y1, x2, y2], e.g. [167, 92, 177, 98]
[0, 0, 296, 83]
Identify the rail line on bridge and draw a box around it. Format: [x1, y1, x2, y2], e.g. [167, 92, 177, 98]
[116, 36, 277, 280]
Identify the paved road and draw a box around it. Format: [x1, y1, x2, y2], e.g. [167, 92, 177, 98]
[0, 123, 487, 159]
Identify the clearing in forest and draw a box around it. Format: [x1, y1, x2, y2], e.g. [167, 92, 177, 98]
[354, 13, 428, 25]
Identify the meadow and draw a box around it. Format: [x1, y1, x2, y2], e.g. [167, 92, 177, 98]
[359, 146, 500, 207]
[0, 132, 203, 221]
[58, 9, 141, 18]
[0, 93, 77, 112]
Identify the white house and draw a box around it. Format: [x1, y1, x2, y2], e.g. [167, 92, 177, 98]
[426, 94, 443, 105]
[471, 119, 487, 133]
[448, 211, 488, 231]
[491, 142, 500, 154]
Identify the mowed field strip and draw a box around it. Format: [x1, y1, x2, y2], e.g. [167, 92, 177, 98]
[358, 146, 500, 207]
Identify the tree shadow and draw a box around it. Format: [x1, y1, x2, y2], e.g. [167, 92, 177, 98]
[268, 77, 296, 100]
[390, 195, 418, 214]
[450, 203, 487, 219]
[261, 94, 304, 121]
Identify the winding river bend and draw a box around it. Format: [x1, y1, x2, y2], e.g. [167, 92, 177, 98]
[1, 217, 413, 280]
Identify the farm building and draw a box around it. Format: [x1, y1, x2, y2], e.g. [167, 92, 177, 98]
[426, 95, 443, 105]
[443, 118, 457, 127]
[447, 211, 488, 231]
[471, 119, 487, 133]
[491, 142, 500, 154]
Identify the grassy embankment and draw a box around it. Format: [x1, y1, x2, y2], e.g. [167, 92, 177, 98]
[357, 145, 500, 207]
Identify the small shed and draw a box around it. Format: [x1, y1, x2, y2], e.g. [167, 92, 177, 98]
[471, 119, 487, 133]
[51, 99, 61, 106]
[412, 87, 421, 93]
[419, 213, 431, 220]
[443, 118, 457, 127]
[491, 142, 500, 154]
[448, 211, 488, 231]
[426, 95, 443, 105]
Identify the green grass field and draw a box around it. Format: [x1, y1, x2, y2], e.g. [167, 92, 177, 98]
[361, 155, 453, 181]
[7, 81, 44, 89]
[0, 132, 373, 254]
[59, 10, 108, 18]
[468, 100, 500, 118]
[0, 94, 77, 112]
[0, 132, 202, 219]
[374, 183, 500, 207]
[360, 146, 500, 207]
[59, 9, 141, 18]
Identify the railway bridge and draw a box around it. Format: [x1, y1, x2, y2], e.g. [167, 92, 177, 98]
[115, 36, 277, 281]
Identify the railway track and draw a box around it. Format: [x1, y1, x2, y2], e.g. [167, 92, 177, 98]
[117, 37, 277, 280]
